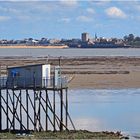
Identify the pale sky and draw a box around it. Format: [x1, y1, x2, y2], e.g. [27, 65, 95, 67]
[0, 0, 140, 39]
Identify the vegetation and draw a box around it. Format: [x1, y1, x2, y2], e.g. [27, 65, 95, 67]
[0, 130, 125, 139]
[124, 34, 140, 47]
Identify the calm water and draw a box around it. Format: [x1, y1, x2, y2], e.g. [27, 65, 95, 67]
[0, 48, 140, 57]
[69, 89, 140, 138]
[1, 88, 140, 138]
[1, 49, 140, 139]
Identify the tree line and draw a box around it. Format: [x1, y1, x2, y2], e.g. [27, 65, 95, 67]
[124, 34, 140, 47]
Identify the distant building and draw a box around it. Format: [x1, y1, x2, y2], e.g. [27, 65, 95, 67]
[81, 33, 89, 42]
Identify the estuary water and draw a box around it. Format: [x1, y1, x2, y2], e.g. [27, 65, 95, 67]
[0, 48, 140, 139]
[0, 48, 140, 57]
[68, 89, 140, 139]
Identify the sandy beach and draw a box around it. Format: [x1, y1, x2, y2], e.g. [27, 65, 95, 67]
[0, 56, 140, 89]
[0, 45, 68, 49]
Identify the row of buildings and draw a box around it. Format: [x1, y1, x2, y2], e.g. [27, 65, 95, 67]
[81, 32, 124, 44]
[0, 38, 62, 46]
[0, 33, 128, 48]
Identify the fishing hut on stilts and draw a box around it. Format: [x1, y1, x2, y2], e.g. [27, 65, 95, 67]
[0, 63, 75, 132]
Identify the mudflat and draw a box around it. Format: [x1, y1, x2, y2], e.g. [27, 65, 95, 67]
[0, 56, 140, 89]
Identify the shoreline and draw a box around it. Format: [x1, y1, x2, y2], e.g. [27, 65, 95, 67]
[0, 45, 140, 49]
[0, 45, 68, 49]
[0, 130, 124, 139]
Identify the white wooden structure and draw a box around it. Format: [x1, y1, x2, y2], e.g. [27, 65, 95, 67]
[7, 64, 51, 88]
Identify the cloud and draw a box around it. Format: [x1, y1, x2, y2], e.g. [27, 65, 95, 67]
[0, 16, 11, 21]
[0, 6, 18, 13]
[76, 15, 93, 22]
[60, 17, 71, 23]
[105, 7, 127, 19]
[59, 0, 78, 7]
[86, 8, 95, 14]
[89, 0, 111, 5]
[134, 5, 140, 11]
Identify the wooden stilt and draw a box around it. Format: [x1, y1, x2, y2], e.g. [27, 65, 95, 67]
[53, 90, 56, 131]
[20, 89, 22, 130]
[65, 88, 68, 129]
[26, 89, 29, 130]
[38, 91, 41, 131]
[0, 89, 2, 130]
[12, 90, 15, 130]
[60, 89, 63, 131]
[34, 90, 36, 131]
[6, 89, 9, 130]
[0, 78, 73, 132]
[45, 90, 48, 131]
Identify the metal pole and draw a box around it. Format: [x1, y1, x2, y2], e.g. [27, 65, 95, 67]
[59, 57, 61, 66]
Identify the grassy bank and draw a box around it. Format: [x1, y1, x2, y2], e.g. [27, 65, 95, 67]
[0, 130, 126, 139]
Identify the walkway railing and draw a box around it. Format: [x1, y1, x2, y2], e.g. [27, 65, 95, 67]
[0, 76, 68, 89]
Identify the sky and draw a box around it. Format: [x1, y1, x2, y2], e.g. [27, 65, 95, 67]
[0, 0, 140, 39]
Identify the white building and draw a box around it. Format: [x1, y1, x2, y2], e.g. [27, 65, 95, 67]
[7, 64, 51, 88]
[6, 64, 67, 89]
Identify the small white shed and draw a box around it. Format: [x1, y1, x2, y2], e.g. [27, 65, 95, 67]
[7, 64, 51, 88]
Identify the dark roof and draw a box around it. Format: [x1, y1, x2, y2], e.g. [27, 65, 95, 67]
[7, 63, 47, 69]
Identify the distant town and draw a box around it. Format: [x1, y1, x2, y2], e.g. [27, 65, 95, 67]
[0, 33, 140, 48]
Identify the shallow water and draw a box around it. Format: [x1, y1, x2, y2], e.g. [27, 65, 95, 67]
[1, 88, 140, 138]
[68, 89, 140, 138]
[0, 48, 140, 57]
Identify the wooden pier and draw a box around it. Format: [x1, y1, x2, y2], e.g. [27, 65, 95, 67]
[0, 65, 75, 132]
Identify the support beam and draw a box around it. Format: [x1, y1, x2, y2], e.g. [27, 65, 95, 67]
[0, 89, 2, 130]
[26, 90, 29, 130]
[60, 89, 63, 131]
[0, 86, 73, 132]
[6, 89, 9, 129]
[45, 90, 48, 131]
[34, 90, 36, 131]
[53, 90, 56, 131]
[12, 90, 15, 130]
[38, 91, 41, 131]
[20, 90, 22, 130]
[65, 88, 68, 129]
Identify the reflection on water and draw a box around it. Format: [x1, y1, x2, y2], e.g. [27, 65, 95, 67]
[68, 89, 140, 137]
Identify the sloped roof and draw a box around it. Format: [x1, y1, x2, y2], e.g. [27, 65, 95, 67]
[7, 63, 47, 69]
